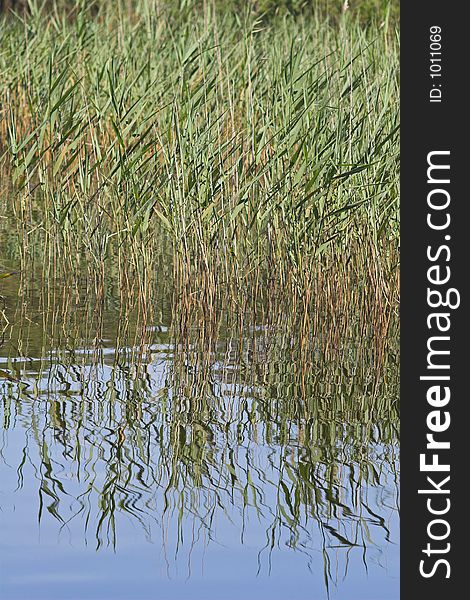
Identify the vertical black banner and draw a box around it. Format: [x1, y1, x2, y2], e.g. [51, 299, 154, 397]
[401, 2, 467, 597]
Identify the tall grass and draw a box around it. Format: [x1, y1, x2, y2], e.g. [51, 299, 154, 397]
[1, 0, 399, 341]
[0, 5, 399, 589]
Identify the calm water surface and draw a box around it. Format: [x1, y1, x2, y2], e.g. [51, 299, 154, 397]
[0, 272, 399, 600]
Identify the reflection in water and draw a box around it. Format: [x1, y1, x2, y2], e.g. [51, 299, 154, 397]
[0, 274, 398, 600]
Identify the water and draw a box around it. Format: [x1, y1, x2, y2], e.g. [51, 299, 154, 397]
[0, 272, 399, 600]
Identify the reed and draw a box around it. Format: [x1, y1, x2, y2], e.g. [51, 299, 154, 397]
[0, 4, 399, 593]
[1, 0, 399, 340]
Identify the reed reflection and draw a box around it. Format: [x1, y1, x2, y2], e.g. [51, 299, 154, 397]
[0, 291, 398, 592]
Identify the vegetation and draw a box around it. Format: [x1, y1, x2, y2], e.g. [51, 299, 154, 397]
[0, 2, 399, 594]
[1, 0, 399, 338]
[1, 0, 399, 23]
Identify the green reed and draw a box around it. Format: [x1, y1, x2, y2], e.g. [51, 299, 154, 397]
[0, 6, 399, 592]
[1, 0, 399, 335]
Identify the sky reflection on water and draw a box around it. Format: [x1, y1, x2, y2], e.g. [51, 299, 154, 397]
[0, 333, 398, 600]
